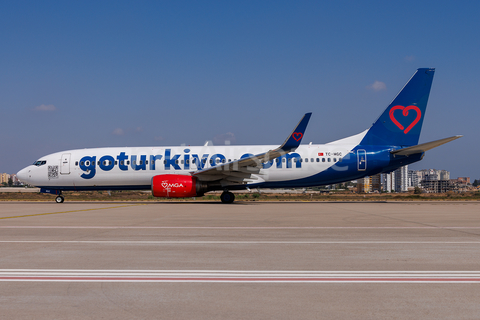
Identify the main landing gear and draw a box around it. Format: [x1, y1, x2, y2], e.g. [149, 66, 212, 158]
[220, 191, 235, 204]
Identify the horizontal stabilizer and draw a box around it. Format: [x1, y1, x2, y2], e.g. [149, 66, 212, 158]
[390, 135, 462, 156]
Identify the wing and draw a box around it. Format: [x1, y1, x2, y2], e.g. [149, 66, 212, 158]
[390, 135, 462, 156]
[193, 113, 312, 186]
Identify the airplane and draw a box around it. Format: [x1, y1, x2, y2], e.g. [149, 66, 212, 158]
[17, 68, 461, 204]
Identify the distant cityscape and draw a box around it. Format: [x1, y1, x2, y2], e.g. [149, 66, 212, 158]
[1, 169, 479, 193]
[356, 167, 479, 193]
[0, 173, 19, 187]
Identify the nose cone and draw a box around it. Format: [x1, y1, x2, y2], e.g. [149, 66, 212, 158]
[16, 167, 30, 184]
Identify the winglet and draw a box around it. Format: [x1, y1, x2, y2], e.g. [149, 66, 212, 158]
[279, 112, 312, 152]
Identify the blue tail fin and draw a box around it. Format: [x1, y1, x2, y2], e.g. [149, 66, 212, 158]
[360, 68, 435, 147]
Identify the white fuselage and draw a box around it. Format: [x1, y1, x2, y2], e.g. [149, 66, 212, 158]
[18, 138, 363, 191]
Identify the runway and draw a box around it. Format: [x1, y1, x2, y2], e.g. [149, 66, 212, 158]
[1, 201, 480, 319]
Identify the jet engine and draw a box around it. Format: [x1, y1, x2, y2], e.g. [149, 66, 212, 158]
[151, 174, 206, 198]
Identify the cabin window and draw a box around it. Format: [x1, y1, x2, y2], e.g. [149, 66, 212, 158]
[181, 160, 184, 164]
[222, 159, 226, 163]
[163, 160, 166, 164]
[328, 158, 331, 162]
[339, 158, 342, 162]
[210, 159, 213, 165]
[85, 161, 90, 166]
[283, 158, 286, 163]
[127, 161, 130, 165]
[145, 160, 148, 164]
[186, 159, 189, 164]
[75, 161, 78, 166]
[115, 161, 118, 165]
[316, 158, 319, 162]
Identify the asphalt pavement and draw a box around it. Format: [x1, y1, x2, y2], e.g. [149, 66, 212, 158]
[1, 201, 479, 319]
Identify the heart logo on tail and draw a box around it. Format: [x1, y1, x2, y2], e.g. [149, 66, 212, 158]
[389, 105, 422, 134]
[292, 132, 303, 141]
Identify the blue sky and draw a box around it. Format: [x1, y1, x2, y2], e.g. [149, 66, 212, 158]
[1, 1, 479, 179]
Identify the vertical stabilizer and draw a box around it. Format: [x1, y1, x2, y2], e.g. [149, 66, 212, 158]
[360, 68, 435, 147]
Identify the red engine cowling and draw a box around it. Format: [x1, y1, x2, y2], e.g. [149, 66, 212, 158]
[151, 174, 198, 198]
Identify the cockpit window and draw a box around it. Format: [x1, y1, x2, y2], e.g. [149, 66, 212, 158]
[33, 160, 47, 166]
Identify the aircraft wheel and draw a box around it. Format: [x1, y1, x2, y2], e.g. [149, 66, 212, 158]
[220, 191, 235, 204]
[55, 195, 64, 203]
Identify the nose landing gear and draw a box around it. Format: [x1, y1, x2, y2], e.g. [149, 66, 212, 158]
[55, 194, 64, 203]
[39, 188, 65, 203]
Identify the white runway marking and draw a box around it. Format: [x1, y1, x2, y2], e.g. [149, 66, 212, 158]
[1, 226, 480, 229]
[0, 270, 479, 283]
[0, 240, 480, 244]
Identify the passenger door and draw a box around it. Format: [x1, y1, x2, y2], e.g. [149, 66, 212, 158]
[60, 153, 71, 175]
